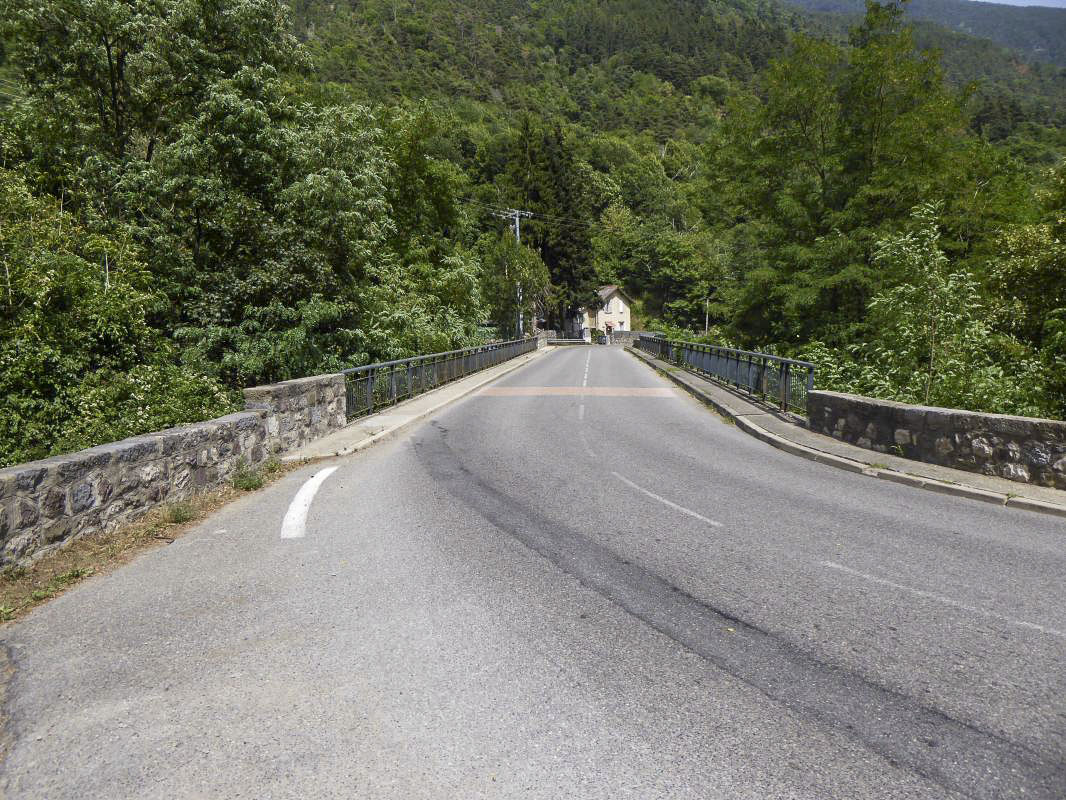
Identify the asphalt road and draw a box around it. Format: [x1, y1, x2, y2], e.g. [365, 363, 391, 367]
[2, 346, 1065, 799]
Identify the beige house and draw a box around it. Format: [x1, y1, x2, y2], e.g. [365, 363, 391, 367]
[570, 285, 633, 339]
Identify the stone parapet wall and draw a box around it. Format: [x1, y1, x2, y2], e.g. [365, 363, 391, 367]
[807, 390, 1066, 488]
[0, 372, 349, 566]
[0, 412, 269, 564]
[243, 373, 347, 453]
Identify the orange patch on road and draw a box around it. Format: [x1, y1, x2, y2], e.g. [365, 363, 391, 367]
[478, 386, 676, 397]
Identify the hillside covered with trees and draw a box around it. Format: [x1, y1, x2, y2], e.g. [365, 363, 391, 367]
[1, 0, 1064, 467]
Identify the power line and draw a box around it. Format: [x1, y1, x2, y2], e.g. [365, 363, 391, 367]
[461, 198, 595, 229]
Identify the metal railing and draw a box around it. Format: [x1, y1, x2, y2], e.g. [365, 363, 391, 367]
[636, 335, 815, 415]
[341, 338, 538, 422]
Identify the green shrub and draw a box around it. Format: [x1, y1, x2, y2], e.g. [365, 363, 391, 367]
[164, 502, 197, 524]
[231, 460, 265, 492]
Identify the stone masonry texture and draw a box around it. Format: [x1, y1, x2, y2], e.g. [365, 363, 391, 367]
[243, 373, 347, 454]
[0, 373, 347, 565]
[808, 390, 1066, 489]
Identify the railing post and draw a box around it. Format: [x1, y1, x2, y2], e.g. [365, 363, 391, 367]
[780, 362, 790, 410]
[367, 370, 375, 415]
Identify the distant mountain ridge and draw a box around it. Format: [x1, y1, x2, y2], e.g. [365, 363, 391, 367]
[782, 0, 1066, 63]
[968, 0, 1066, 8]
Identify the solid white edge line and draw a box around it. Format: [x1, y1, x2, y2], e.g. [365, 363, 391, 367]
[611, 471, 723, 528]
[281, 466, 339, 539]
[823, 560, 1066, 641]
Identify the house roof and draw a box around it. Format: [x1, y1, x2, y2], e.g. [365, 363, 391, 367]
[597, 285, 632, 303]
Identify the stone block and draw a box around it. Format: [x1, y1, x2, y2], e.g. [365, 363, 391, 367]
[115, 438, 160, 463]
[1033, 471, 1057, 488]
[948, 413, 979, 432]
[16, 498, 39, 529]
[155, 430, 186, 456]
[172, 468, 191, 492]
[41, 487, 68, 518]
[114, 468, 140, 498]
[933, 437, 954, 457]
[13, 466, 47, 493]
[1026, 443, 1052, 468]
[901, 407, 927, 428]
[844, 412, 864, 436]
[180, 425, 214, 450]
[70, 481, 96, 514]
[999, 463, 1030, 483]
[235, 414, 261, 433]
[97, 476, 115, 505]
[924, 409, 954, 431]
[893, 428, 911, 446]
[3, 531, 38, 562]
[53, 448, 112, 480]
[41, 518, 71, 545]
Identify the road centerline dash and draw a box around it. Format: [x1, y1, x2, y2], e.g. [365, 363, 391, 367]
[478, 386, 675, 397]
[824, 561, 1066, 640]
[611, 471, 723, 527]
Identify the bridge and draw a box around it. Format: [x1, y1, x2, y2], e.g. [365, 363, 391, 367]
[2, 344, 1065, 798]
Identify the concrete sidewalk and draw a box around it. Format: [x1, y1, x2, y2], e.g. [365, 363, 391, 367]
[286, 346, 554, 461]
[627, 346, 1066, 519]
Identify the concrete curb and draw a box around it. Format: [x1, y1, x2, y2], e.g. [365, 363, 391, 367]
[626, 346, 1066, 520]
[284, 347, 553, 463]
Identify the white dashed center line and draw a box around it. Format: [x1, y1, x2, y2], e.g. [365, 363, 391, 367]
[612, 472, 723, 528]
[823, 561, 1066, 640]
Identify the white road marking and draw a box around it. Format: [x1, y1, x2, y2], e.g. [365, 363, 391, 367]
[611, 472, 723, 528]
[281, 467, 339, 539]
[582, 351, 591, 387]
[579, 430, 597, 457]
[823, 561, 1066, 641]
[578, 403, 585, 421]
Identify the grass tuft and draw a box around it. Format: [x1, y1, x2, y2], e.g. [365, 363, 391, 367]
[231, 459, 265, 491]
[164, 502, 197, 524]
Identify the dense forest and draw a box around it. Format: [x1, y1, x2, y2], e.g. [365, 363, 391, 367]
[0, 0, 1064, 467]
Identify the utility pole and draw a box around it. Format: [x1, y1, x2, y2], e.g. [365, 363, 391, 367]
[495, 208, 533, 337]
